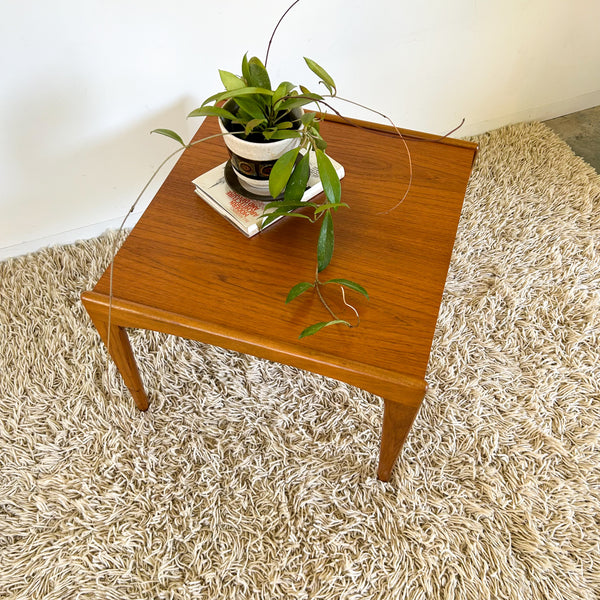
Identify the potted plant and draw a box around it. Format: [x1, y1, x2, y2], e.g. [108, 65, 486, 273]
[153, 49, 369, 338]
[125, 1, 419, 338]
[196, 55, 307, 198]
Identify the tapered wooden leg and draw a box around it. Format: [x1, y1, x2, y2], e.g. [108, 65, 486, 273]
[86, 312, 149, 411]
[377, 394, 424, 481]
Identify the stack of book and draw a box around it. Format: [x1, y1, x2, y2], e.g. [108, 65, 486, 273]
[192, 151, 344, 237]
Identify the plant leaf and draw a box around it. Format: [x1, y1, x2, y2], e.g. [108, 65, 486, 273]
[259, 203, 306, 218]
[299, 85, 319, 97]
[203, 87, 274, 106]
[259, 211, 312, 229]
[286, 281, 314, 303]
[269, 147, 300, 198]
[200, 90, 229, 107]
[323, 279, 369, 300]
[276, 95, 322, 112]
[233, 95, 267, 121]
[248, 56, 271, 90]
[317, 211, 334, 272]
[187, 106, 237, 120]
[150, 128, 186, 146]
[241, 53, 251, 84]
[304, 57, 336, 94]
[233, 107, 256, 124]
[219, 70, 245, 91]
[267, 130, 303, 140]
[244, 118, 266, 135]
[313, 135, 327, 150]
[284, 151, 311, 203]
[273, 81, 295, 104]
[299, 320, 349, 338]
[316, 149, 341, 204]
[263, 199, 316, 211]
[313, 202, 349, 215]
[222, 86, 274, 98]
[301, 112, 318, 127]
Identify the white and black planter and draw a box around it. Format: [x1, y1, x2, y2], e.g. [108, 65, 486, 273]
[219, 101, 303, 197]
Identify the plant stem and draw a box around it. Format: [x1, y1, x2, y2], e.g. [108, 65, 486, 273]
[106, 144, 185, 355]
[312, 271, 359, 329]
[264, 0, 303, 67]
[106, 130, 244, 355]
[317, 96, 413, 215]
[314, 273, 338, 322]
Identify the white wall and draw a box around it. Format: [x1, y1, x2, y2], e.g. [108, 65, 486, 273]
[2, 0, 599, 259]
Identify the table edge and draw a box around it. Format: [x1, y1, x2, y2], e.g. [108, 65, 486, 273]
[319, 112, 479, 155]
[82, 290, 427, 407]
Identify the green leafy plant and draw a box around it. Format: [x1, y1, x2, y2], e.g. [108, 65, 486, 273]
[111, 0, 425, 341]
[154, 51, 369, 338]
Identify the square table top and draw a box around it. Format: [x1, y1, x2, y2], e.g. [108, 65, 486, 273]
[92, 114, 477, 389]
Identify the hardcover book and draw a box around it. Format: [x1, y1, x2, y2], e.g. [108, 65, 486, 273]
[192, 152, 345, 237]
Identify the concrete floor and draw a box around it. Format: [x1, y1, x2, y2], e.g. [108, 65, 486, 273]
[544, 105, 600, 172]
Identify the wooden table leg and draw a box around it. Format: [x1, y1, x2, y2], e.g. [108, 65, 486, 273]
[377, 390, 425, 481]
[83, 301, 149, 411]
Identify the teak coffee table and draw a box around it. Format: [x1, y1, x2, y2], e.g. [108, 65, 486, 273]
[82, 114, 477, 481]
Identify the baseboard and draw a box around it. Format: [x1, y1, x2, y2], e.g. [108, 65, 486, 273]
[460, 89, 600, 137]
[0, 212, 143, 261]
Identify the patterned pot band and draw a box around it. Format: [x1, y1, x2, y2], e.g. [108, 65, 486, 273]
[228, 152, 277, 181]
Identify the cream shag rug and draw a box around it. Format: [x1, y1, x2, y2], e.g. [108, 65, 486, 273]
[1, 122, 599, 600]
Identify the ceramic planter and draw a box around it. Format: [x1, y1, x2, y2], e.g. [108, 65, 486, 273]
[219, 100, 303, 197]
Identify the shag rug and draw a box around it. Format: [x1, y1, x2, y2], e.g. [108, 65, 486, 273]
[1, 122, 599, 600]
